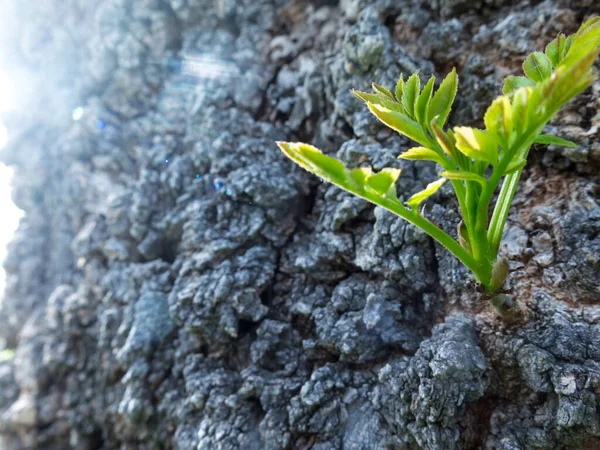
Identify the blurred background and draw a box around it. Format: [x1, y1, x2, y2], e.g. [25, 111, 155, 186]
[0, 3, 24, 303]
[0, 1, 599, 449]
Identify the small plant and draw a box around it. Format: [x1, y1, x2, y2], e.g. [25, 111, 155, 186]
[278, 18, 600, 314]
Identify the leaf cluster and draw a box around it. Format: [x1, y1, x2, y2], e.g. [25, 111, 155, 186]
[277, 17, 600, 295]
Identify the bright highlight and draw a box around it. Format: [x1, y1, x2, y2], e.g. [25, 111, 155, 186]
[0, 163, 23, 298]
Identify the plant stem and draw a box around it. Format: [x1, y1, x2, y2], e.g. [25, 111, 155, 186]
[357, 191, 489, 285]
[429, 138, 479, 260]
[487, 169, 522, 256]
[465, 179, 483, 261]
[475, 118, 548, 269]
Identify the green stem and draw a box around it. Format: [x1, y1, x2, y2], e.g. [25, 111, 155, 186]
[358, 191, 489, 284]
[430, 139, 477, 260]
[428, 134, 489, 280]
[464, 179, 482, 261]
[475, 121, 549, 267]
[487, 169, 522, 257]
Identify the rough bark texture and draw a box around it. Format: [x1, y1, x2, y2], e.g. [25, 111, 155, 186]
[0, 0, 600, 449]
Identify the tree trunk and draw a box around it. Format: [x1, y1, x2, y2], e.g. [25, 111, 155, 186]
[0, 0, 599, 449]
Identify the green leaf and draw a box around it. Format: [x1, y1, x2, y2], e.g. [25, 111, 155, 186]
[484, 96, 513, 140]
[277, 142, 351, 186]
[350, 167, 372, 187]
[352, 89, 402, 112]
[572, 18, 600, 47]
[525, 81, 544, 128]
[545, 37, 559, 67]
[503, 159, 526, 175]
[278, 142, 402, 201]
[577, 16, 600, 34]
[365, 167, 401, 198]
[563, 36, 573, 53]
[398, 146, 446, 166]
[440, 170, 487, 186]
[427, 68, 458, 128]
[523, 52, 553, 82]
[545, 34, 564, 67]
[415, 76, 436, 127]
[431, 122, 455, 158]
[503, 76, 535, 95]
[533, 134, 578, 148]
[560, 21, 600, 73]
[563, 35, 573, 58]
[372, 83, 394, 100]
[406, 178, 446, 210]
[367, 103, 431, 147]
[402, 71, 420, 118]
[453, 127, 499, 164]
[352, 89, 383, 104]
[548, 45, 600, 110]
[395, 74, 405, 102]
[510, 87, 530, 135]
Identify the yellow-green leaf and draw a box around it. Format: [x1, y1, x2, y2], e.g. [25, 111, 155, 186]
[350, 167, 372, 187]
[395, 74, 405, 102]
[277, 143, 405, 214]
[524, 82, 545, 134]
[484, 96, 513, 140]
[545, 34, 564, 67]
[277, 142, 350, 186]
[533, 134, 577, 148]
[352, 90, 401, 112]
[406, 178, 446, 209]
[440, 170, 487, 186]
[415, 76, 436, 127]
[577, 16, 600, 34]
[427, 68, 458, 128]
[398, 146, 446, 166]
[431, 122, 455, 158]
[548, 46, 600, 110]
[352, 89, 381, 104]
[563, 19, 600, 69]
[365, 168, 401, 198]
[503, 76, 535, 95]
[372, 83, 394, 100]
[367, 103, 431, 147]
[402, 71, 420, 118]
[523, 52, 553, 82]
[511, 87, 530, 135]
[453, 127, 499, 164]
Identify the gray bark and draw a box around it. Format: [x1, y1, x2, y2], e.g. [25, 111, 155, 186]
[0, 0, 599, 449]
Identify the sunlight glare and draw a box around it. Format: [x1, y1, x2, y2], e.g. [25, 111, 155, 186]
[0, 71, 15, 113]
[181, 54, 237, 79]
[0, 123, 6, 150]
[72, 107, 84, 121]
[0, 163, 23, 298]
[0, 67, 23, 299]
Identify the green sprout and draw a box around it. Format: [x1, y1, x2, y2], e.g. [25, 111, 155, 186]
[278, 18, 600, 312]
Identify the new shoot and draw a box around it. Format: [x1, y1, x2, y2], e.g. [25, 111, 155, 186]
[277, 18, 600, 314]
